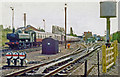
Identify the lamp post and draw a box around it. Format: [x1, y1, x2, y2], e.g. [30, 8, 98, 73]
[43, 19, 45, 32]
[64, 3, 67, 49]
[10, 7, 15, 33]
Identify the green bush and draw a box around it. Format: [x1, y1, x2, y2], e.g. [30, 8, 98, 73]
[2, 28, 12, 47]
[112, 31, 120, 43]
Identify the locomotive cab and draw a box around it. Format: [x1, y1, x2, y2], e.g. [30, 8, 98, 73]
[6, 28, 36, 49]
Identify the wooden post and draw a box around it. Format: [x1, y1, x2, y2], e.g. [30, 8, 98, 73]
[113, 41, 116, 65]
[84, 60, 87, 77]
[110, 46, 112, 64]
[106, 46, 109, 66]
[111, 43, 114, 63]
[102, 45, 106, 73]
[97, 52, 100, 77]
[116, 40, 118, 57]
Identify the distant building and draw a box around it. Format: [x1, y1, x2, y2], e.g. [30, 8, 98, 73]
[52, 25, 64, 34]
[83, 31, 92, 41]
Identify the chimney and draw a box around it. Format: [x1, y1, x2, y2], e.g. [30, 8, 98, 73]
[24, 13, 26, 27]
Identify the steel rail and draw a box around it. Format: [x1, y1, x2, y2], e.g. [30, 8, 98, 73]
[43, 46, 101, 77]
[6, 45, 101, 77]
[5, 47, 82, 77]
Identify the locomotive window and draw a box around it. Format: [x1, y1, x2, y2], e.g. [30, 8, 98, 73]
[39, 34, 41, 38]
[39, 34, 40, 38]
[42, 35, 43, 39]
[39, 35, 41, 38]
[36, 34, 37, 38]
[38, 34, 39, 38]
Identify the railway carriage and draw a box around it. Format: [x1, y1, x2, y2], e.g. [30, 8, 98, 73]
[6, 28, 80, 49]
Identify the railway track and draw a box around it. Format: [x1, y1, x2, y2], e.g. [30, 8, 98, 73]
[1, 46, 42, 57]
[43, 46, 101, 77]
[5, 43, 101, 77]
[1, 42, 77, 55]
[1, 46, 41, 52]
[5, 46, 81, 77]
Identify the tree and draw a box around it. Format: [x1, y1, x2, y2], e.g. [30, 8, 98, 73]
[111, 31, 120, 43]
[39, 29, 45, 32]
[70, 27, 77, 37]
[0, 25, 3, 30]
[9, 26, 11, 29]
[70, 27, 73, 35]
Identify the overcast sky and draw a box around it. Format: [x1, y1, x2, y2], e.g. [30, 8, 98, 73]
[0, 0, 118, 36]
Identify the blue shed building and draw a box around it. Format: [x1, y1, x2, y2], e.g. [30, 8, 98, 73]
[42, 38, 59, 54]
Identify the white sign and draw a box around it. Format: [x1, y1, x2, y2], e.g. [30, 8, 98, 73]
[6, 52, 12, 59]
[19, 52, 26, 59]
[13, 52, 19, 59]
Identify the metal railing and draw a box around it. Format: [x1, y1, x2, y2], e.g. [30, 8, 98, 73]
[102, 40, 118, 73]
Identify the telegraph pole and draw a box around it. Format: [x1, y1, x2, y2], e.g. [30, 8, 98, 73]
[24, 13, 26, 27]
[43, 19, 45, 32]
[10, 7, 15, 33]
[64, 3, 67, 49]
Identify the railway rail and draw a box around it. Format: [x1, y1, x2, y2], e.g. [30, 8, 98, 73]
[1, 46, 41, 52]
[1, 46, 42, 57]
[43, 46, 101, 77]
[1, 42, 79, 55]
[5, 46, 81, 77]
[5, 43, 101, 77]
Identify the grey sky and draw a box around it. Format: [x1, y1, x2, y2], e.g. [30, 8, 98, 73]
[1, 1, 118, 36]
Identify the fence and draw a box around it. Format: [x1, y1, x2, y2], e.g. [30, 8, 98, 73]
[102, 40, 118, 73]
